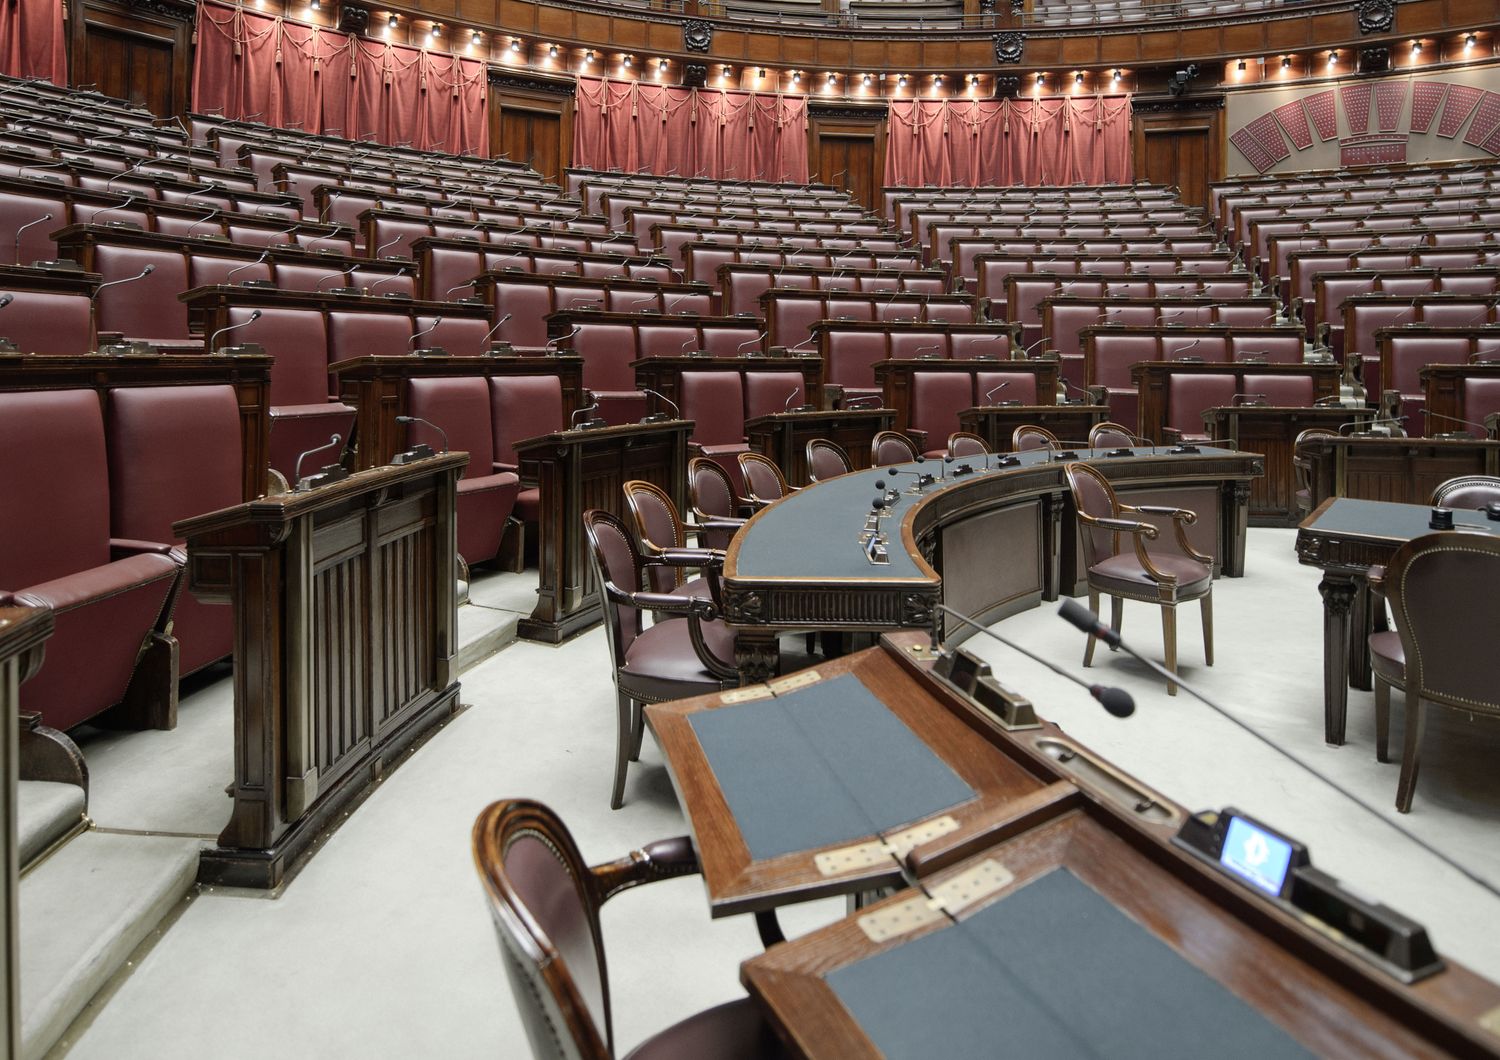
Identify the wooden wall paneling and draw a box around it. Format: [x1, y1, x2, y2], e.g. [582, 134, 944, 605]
[1132, 97, 1223, 211]
[488, 74, 574, 178]
[68, 0, 193, 117]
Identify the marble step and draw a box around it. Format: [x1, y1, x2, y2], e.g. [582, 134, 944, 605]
[21, 830, 199, 1060]
[17, 782, 85, 869]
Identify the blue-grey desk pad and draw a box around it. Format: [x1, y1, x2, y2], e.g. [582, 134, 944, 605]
[1308, 497, 1498, 540]
[825, 868, 1313, 1059]
[687, 673, 977, 861]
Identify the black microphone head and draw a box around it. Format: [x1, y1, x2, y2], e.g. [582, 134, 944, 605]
[1058, 598, 1099, 634]
[1092, 685, 1136, 718]
[915, 454, 925, 464]
[874, 479, 885, 490]
[872, 497, 886, 510]
[142, 264, 155, 274]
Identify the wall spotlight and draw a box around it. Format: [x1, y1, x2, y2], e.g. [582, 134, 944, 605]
[1411, 40, 1422, 54]
[1281, 55, 1292, 68]
[430, 24, 440, 38]
[722, 66, 732, 80]
[969, 74, 980, 86]
[1466, 34, 1477, 51]
[898, 74, 908, 87]
[1236, 59, 1246, 71]
[827, 72, 836, 84]
[1035, 72, 1045, 85]
[863, 74, 872, 87]
[1074, 71, 1084, 84]
[1327, 50, 1337, 66]
[792, 71, 801, 84]
[757, 68, 766, 79]
[471, 30, 482, 45]
[549, 44, 558, 58]
[658, 58, 668, 71]
[509, 38, 521, 52]
[308, 0, 320, 10]
[934, 74, 943, 85]
[1111, 69, 1121, 83]
[623, 55, 632, 68]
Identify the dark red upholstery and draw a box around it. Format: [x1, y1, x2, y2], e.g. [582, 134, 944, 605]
[909, 372, 974, 454]
[0, 289, 91, 354]
[107, 385, 242, 674]
[0, 389, 178, 730]
[1242, 374, 1315, 407]
[680, 371, 749, 492]
[825, 331, 889, 392]
[1463, 378, 1500, 433]
[491, 280, 553, 347]
[327, 310, 413, 361]
[1167, 373, 1237, 441]
[975, 371, 1039, 405]
[406, 377, 520, 567]
[490, 375, 565, 524]
[190, 254, 271, 289]
[574, 323, 645, 423]
[0, 190, 66, 264]
[92, 245, 191, 342]
[743, 371, 805, 420]
[417, 315, 492, 357]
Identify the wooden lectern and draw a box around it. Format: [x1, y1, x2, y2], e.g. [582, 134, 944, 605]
[513, 420, 693, 643]
[176, 454, 465, 888]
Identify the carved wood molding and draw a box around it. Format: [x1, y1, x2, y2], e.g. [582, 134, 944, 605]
[486, 69, 578, 96]
[807, 102, 889, 120]
[1131, 94, 1225, 114]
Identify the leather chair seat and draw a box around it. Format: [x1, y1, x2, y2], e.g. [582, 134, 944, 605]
[619, 616, 737, 702]
[1368, 630, 1405, 685]
[457, 472, 520, 567]
[14, 551, 179, 731]
[624, 998, 791, 1060]
[513, 486, 540, 524]
[1088, 552, 1211, 601]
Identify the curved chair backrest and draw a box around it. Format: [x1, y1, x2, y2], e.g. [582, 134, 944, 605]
[688, 457, 738, 549]
[1089, 421, 1135, 449]
[871, 430, 919, 467]
[1012, 424, 1059, 452]
[946, 431, 990, 458]
[1430, 475, 1500, 510]
[738, 452, 789, 507]
[623, 479, 686, 593]
[1293, 427, 1339, 509]
[806, 438, 852, 482]
[1063, 461, 1122, 569]
[472, 799, 613, 1060]
[583, 509, 644, 667]
[1384, 533, 1500, 716]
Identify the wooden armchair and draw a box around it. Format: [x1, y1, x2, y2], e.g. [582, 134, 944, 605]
[805, 438, 852, 482]
[737, 452, 794, 511]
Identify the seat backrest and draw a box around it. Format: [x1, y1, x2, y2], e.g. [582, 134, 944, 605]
[947, 432, 990, 458]
[824, 331, 891, 389]
[1090, 333, 1156, 388]
[328, 310, 415, 361]
[92, 244, 190, 340]
[1167, 373, 1238, 436]
[472, 799, 613, 1060]
[689, 456, 737, 530]
[738, 452, 788, 504]
[806, 439, 851, 482]
[417, 315, 492, 358]
[743, 371, 805, 420]
[1387, 336, 1470, 395]
[106, 384, 243, 545]
[871, 429, 919, 466]
[233, 306, 329, 408]
[623, 479, 686, 593]
[0, 288, 92, 354]
[1013, 424, 1059, 452]
[975, 371, 1039, 405]
[1063, 460, 1123, 569]
[405, 377, 495, 480]
[492, 280, 554, 347]
[1462, 377, 1500, 430]
[1090, 421, 1135, 448]
[679, 372, 746, 446]
[0, 389, 110, 586]
[585, 507, 645, 661]
[1242, 373, 1315, 407]
[1430, 475, 1500, 509]
[0, 189, 67, 264]
[490, 375, 565, 467]
[909, 372, 974, 443]
[1384, 533, 1500, 712]
[573, 324, 637, 391]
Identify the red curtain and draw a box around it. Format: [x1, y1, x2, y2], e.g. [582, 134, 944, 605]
[192, 1, 487, 155]
[884, 96, 1132, 188]
[573, 76, 809, 182]
[0, 0, 66, 84]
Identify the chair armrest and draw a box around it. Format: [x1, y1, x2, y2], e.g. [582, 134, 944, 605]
[687, 518, 746, 539]
[492, 461, 519, 475]
[1079, 514, 1159, 539]
[1162, 427, 1184, 443]
[906, 427, 929, 449]
[592, 835, 700, 902]
[1366, 564, 1387, 591]
[1123, 504, 1197, 524]
[109, 538, 178, 560]
[653, 547, 726, 567]
[620, 589, 717, 620]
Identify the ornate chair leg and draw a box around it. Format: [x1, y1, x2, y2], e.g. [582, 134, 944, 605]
[1161, 602, 1178, 696]
[1083, 588, 1100, 667]
[1395, 689, 1425, 813]
[611, 691, 633, 810]
[629, 699, 645, 762]
[1374, 676, 1391, 763]
[1200, 592, 1214, 666]
[1108, 595, 1124, 652]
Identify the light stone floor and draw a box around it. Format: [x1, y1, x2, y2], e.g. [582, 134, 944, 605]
[48, 528, 1500, 1058]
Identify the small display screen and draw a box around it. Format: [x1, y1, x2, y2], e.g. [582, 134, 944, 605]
[1219, 816, 1295, 897]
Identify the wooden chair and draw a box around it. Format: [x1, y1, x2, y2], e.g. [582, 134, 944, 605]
[1012, 424, 1059, 452]
[622, 479, 720, 605]
[687, 456, 746, 549]
[1292, 427, 1338, 518]
[472, 798, 792, 1060]
[1089, 421, 1136, 449]
[870, 429, 919, 466]
[583, 509, 737, 808]
[1430, 475, 1500, 510]
[805, 438, 852, 482]
[1367, 533, 1500, 812]
[946, 431, 990, 458]
[737, 451, 793, 510]
[1064, 461, 1214, 696]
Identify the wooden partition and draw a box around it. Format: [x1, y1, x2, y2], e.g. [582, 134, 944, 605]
[874, 358, 1060, 436]
[1134, 362, 1342, 444]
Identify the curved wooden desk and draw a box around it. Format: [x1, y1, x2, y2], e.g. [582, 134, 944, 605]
[722, 446, 1263, 680]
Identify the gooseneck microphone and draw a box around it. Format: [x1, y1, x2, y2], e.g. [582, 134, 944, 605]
[13, 212, 52, 264]
[92, 264, 155, 304]
[208, 309, 261, 351]
[396, 414, 448, 453]
[783, 387, 806, 412]
[0, 294, 13, 310]
[984, 380, 1010, 403]
[225, 249, 273, 284]
[936, 604, 1134, 718]
[1420, 408, 1492, 438]
[476, 313, 512, 353]
[1053, 597, 1500, 903]
[408, 316, 443, 351]
[640, 388, 680, 419]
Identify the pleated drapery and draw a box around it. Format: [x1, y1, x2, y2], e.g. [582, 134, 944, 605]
[0, 0, 66, 84]
[192, 1, 488, 155]
[884, 96, 1133, 188]
[572, 76, 809, 182]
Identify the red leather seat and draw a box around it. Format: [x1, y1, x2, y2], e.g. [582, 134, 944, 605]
[0, 288, 92, 355]
[825, 331, 889, 401]
[0, 389, 179, 730]
[680, 371, 749, 494]
[1242, 374, 1315, 407]
[190, 254, 271, 289]
[1090, 334, 1153, 430]
[327, 310, 413, 361]
[107, 385, 242, 676]
[416, 315, 491, 357]
[1166, 373, 1238, 443]
[575, 323, 647, 423]
[490, 280, 553, 348]
[1463, 378, 1500, 433]
[489, 375, 565, 525]
[426, 246, 487, 301]
[406, 377, 520, 568]
[975, 370, 1039, 405]
[233, 306, 357, 480]
[743, 371, 806, 420]
[92, 245, 192, 344]
[703, 326, 763, 358]
[0, 190, 67, 265]
[909, 372, 974, 456]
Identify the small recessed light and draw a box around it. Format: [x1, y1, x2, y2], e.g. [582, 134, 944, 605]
[1327, 50, 1337, 65]
[387, 13, 397, 27]
[862, 74, 872, 86]
[1466, 34, 1477, 50]
[549, 44, 558, 58]
[658, 58, 668, 71]
[1281, 55, 1292, 68]
[757, 68, 766, 78]
[1411, 40, 1422, 53]
[1074, 71, 1084, 84]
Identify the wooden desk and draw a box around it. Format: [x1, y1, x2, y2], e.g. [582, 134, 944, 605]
[874, 358, 1060, 437]
[1201, 405, 1371, 527]
[958, 403, 1107, 452]
[1303, 435, 1500, 510]
[745, 408, 896, 486]
[1296, 497, 1500, 745]
[176, 455, 464, 888]
[1133, 361, 1344, 446]
[513, 420, 692, 643]
[631, 356, 826, 418]
[1422, 363, 1500, 437]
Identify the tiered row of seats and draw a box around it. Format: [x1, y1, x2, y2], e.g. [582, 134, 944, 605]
[1027, 0, 1276, 25]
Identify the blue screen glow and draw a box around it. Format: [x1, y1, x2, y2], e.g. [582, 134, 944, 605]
[1219, 817, 1294, 897]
